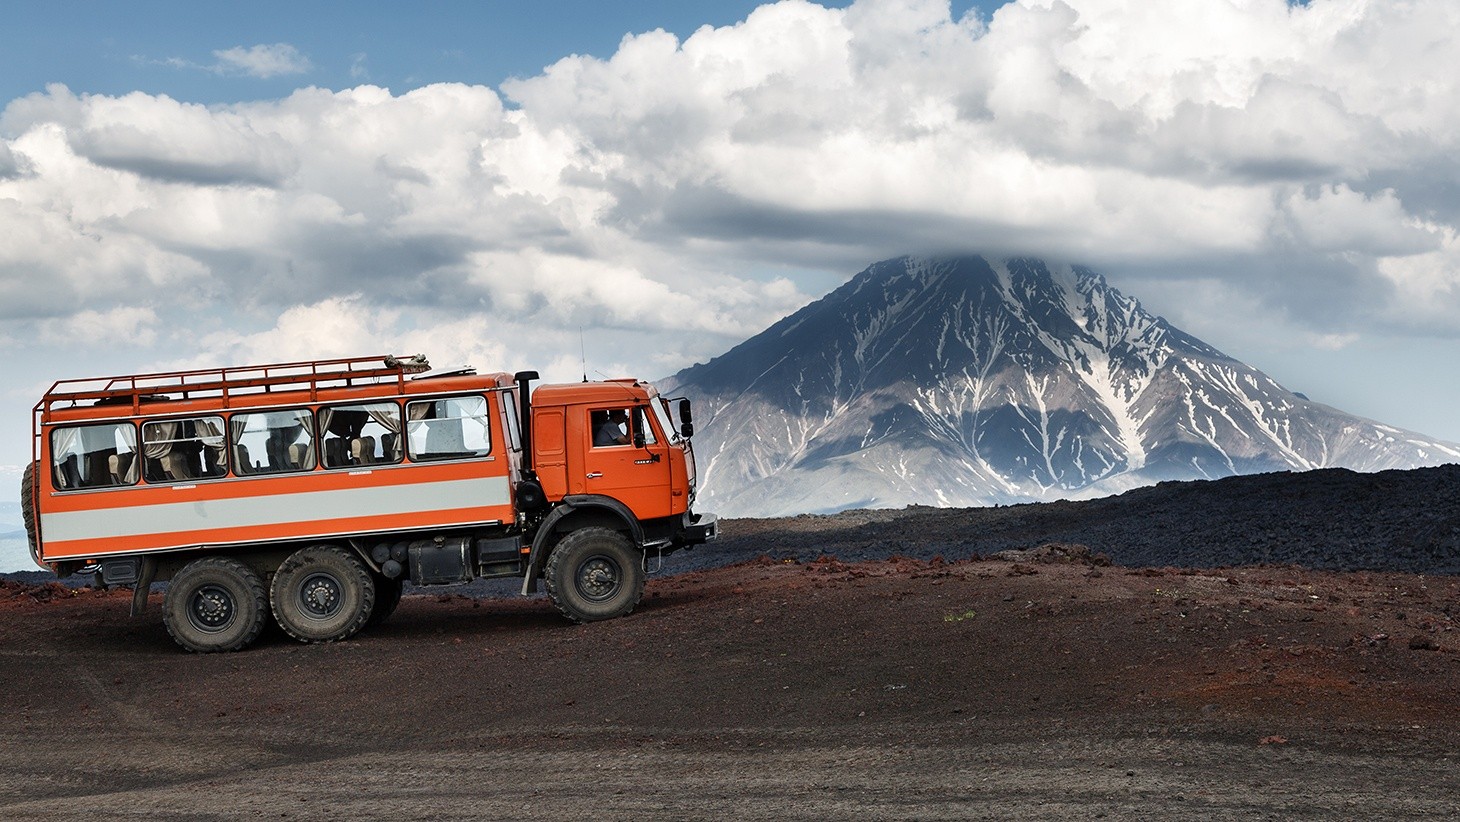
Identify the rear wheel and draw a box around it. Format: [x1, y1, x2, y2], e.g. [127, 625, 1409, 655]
[271, 545, 375, 643]
[544, 527, 644, 623]
[163, 557, 268, 653]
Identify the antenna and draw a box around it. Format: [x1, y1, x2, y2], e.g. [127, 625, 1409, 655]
[579, 327, 588, 383]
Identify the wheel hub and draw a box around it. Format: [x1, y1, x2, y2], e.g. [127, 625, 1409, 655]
[299, 573, 343, 618]
[188, 585, 236, 633]
[577, 557, 621, 602]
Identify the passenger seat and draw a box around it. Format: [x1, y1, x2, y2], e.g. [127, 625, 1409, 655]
[351, 436, 376, 465]
[108, 452, 137, 484]
[288, 443, 314, 470]
[161, 452, 194, 481]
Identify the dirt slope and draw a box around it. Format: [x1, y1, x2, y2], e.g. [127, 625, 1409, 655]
[4, 544, 1460, 819]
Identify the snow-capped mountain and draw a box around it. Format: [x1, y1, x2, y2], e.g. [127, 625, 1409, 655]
[662, 256, 1460, 518]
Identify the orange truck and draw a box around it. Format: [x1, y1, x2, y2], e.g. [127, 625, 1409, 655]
[20, 354, 717, 652]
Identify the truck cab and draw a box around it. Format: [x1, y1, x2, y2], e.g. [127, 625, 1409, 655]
[514, 377, 715, 618]
[531, 380, 694, 521]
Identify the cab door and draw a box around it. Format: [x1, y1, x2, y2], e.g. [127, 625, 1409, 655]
[580, 404, 671, 520]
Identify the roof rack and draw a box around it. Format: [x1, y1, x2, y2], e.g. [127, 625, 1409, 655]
[37, 354, 433, 417]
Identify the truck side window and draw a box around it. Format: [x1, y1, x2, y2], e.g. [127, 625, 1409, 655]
[590, 408, 632, 447]
[230, 410, 316, 475]
[142, 417, 227, 482]
[50, 422, 139, 489]
[320, 402, 403, 468]
[406, 395, 492, 461]
[590, 407, 657, 447]
[634, 406, 657, 445]
[502, 391, 522, 452]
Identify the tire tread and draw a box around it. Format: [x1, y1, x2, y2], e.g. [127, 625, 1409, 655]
[544, 527, 644, 623]
[20, 462, 39, 561]
[162, 557, 268, 653]
[270, 545, 376, 644]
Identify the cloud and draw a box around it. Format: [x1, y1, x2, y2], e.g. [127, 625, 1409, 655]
[0, 195, 208, 321]
[53, 90, 299, 186]
[1281, 185, 1438, 258]
[1376, 226, 1460, 329]
[37, 306, 159, 348]
[211, 44, 313, 79]
[350, 53, 369, 81]
[156, 295, 684, 388]
[138, 44, 315, 80]
[499, 0, 1460, 328]
[1, 0, 1459, 414]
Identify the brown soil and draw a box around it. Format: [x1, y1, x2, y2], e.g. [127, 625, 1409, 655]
[4, 540, 1460, 819]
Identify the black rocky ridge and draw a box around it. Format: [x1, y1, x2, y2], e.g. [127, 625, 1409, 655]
[696, 464, 1460, 576]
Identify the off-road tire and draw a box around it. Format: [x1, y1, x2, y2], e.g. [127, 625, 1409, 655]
[271, 545, 376, 643]
[366, 576, 404, 627]
[20, 462, 40, 563]
[544, 527, 644, 623]
[163, 557, 269, 653]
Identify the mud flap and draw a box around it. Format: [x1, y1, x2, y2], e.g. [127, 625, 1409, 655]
[129, 557, 158, 617]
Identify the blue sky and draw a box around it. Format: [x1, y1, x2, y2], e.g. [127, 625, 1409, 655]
[2, 2, 985, 104]
[4, 2, 786, 102]
[2, 0, 1458, 529]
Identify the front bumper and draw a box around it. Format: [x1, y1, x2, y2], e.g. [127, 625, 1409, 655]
[684, 512, 719, 545]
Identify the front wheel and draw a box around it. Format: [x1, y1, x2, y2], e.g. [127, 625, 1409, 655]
[163, 557, 268, 653]
[544, 527, 644, 623]
[270, 545, 375, 643]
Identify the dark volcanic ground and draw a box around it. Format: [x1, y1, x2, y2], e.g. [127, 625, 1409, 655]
[4, 465, 1460, 819]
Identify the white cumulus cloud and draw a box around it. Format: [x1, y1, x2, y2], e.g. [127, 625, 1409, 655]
[212, 43, 314, 79]
[1, 0, 1459, 462]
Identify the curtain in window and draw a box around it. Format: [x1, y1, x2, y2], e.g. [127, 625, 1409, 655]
[473, 408, 490, 442]
[368, 405, 402, 432]
[229, 416, 250, 472]
[195, 417, 226, 476]
[50, 428, 79, 468]
[143, 421, 180, 460]
[197, 417, 225, 451]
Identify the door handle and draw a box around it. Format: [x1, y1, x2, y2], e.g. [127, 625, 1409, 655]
[586, 472, 603, 479]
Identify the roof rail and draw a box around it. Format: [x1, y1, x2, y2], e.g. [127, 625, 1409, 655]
[38, 354, 432, 416]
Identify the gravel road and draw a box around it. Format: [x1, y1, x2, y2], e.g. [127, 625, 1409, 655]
[5, 544, 1460, 819]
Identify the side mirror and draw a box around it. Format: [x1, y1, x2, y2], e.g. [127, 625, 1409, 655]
[680, 422, 694, 438]
[633, 432, 646, 448]
[678, 399, 693, 424]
